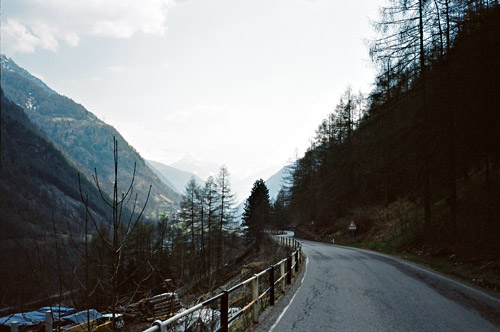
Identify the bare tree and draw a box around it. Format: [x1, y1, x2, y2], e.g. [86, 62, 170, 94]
[203, 176, 218, 274]
[180, 178, 199, 257]
[216, 166, 236, 268]
[78, 137, 151, 331]
[370, 0, 434, 227]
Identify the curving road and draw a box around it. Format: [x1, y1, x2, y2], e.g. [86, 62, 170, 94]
[264, 238, 500, 332]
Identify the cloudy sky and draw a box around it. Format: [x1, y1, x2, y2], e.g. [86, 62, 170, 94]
[2, 0, 381, 197]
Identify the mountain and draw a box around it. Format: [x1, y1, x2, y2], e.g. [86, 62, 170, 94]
[1, 55, 181, 218]
[146, 161, 178, 192]
[146, 160, 204, 194]
[232, 164, 285, 205]
[235, 166, 288, 223]
[0, 89, 108, 237]
[0, 55, 56, 94]
[265, 166, 288, 201]
[169, 155, 220, 181]
[0, 89, 110, 303]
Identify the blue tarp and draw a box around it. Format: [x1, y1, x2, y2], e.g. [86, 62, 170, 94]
[0, 311, 45, 327]
[60, 309, 102, 326]
[38, 307, 76, 317]
[0, 307, 101, 328]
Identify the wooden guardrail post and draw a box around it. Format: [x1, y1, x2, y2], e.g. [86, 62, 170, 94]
[280, 260, 285, 291]
[45, 311, 53, 332]
[269, 266, 275, 306]
[286, 257, 292, 285]
[295, 251, 299, 273]
[220, 290, 228, 332]
[291, 253, 296, 277]
[252, 275, 259, 323]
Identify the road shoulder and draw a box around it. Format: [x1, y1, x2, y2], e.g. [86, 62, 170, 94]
[249, 255, 308, 331]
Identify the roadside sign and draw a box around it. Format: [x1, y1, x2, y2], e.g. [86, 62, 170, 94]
[348, 221, 357, 231]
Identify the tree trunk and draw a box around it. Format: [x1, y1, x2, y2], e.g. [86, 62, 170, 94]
[419, 0, 432, 229]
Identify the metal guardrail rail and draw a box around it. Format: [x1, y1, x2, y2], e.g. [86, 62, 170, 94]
[143, 235, 302, 332]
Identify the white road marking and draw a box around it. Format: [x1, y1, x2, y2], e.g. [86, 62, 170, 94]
[269, 256, 309, 332]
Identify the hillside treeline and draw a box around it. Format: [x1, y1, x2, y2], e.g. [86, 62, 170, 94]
[287, 1, 500, 256]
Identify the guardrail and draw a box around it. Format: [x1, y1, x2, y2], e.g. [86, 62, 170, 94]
[143, 235, 302, 332]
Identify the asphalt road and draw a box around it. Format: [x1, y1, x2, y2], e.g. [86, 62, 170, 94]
[260, 238, 500, 332]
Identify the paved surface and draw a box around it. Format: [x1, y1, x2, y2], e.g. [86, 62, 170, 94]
[257, 239, 500, 332]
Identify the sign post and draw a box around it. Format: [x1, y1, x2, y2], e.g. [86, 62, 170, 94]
[348, 221, 357, 239]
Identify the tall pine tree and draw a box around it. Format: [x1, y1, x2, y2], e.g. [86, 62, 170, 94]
[242, 179, 272, 249]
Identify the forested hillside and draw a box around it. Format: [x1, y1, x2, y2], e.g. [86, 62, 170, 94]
[287, 2, 500, 258]
[1, 56, 181, 218]
[0, 89, 110, 304]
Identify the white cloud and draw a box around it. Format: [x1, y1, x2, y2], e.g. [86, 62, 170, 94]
[162, 109, 193, 125]
[2, 19, 59, 54]
[31, 22, 59, 51]
[108, 66, 124, 73]
[2, 19, 39, 54]
[62, 32, 80, 47]
[2, 0, 174, 54]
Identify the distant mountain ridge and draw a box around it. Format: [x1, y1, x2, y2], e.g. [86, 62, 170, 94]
[146, 160, 204, 194]
[265, 166, 287, 201]
[170, 156, 221, 180]
[235, 165, 288, 222]
[0, 55, 56, 94]
[1, 54, 181, 218]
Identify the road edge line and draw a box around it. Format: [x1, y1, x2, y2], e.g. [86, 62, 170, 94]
[269, 255, 309, 332]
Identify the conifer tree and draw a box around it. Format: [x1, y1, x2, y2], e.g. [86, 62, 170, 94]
[180, 177, 200, 256]
[242, 179, 272, 249]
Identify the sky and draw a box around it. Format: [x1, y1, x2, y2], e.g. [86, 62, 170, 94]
[1, 0, 382, 199]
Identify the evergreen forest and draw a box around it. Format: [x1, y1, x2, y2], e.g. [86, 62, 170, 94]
[284, 1, 500, 258]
